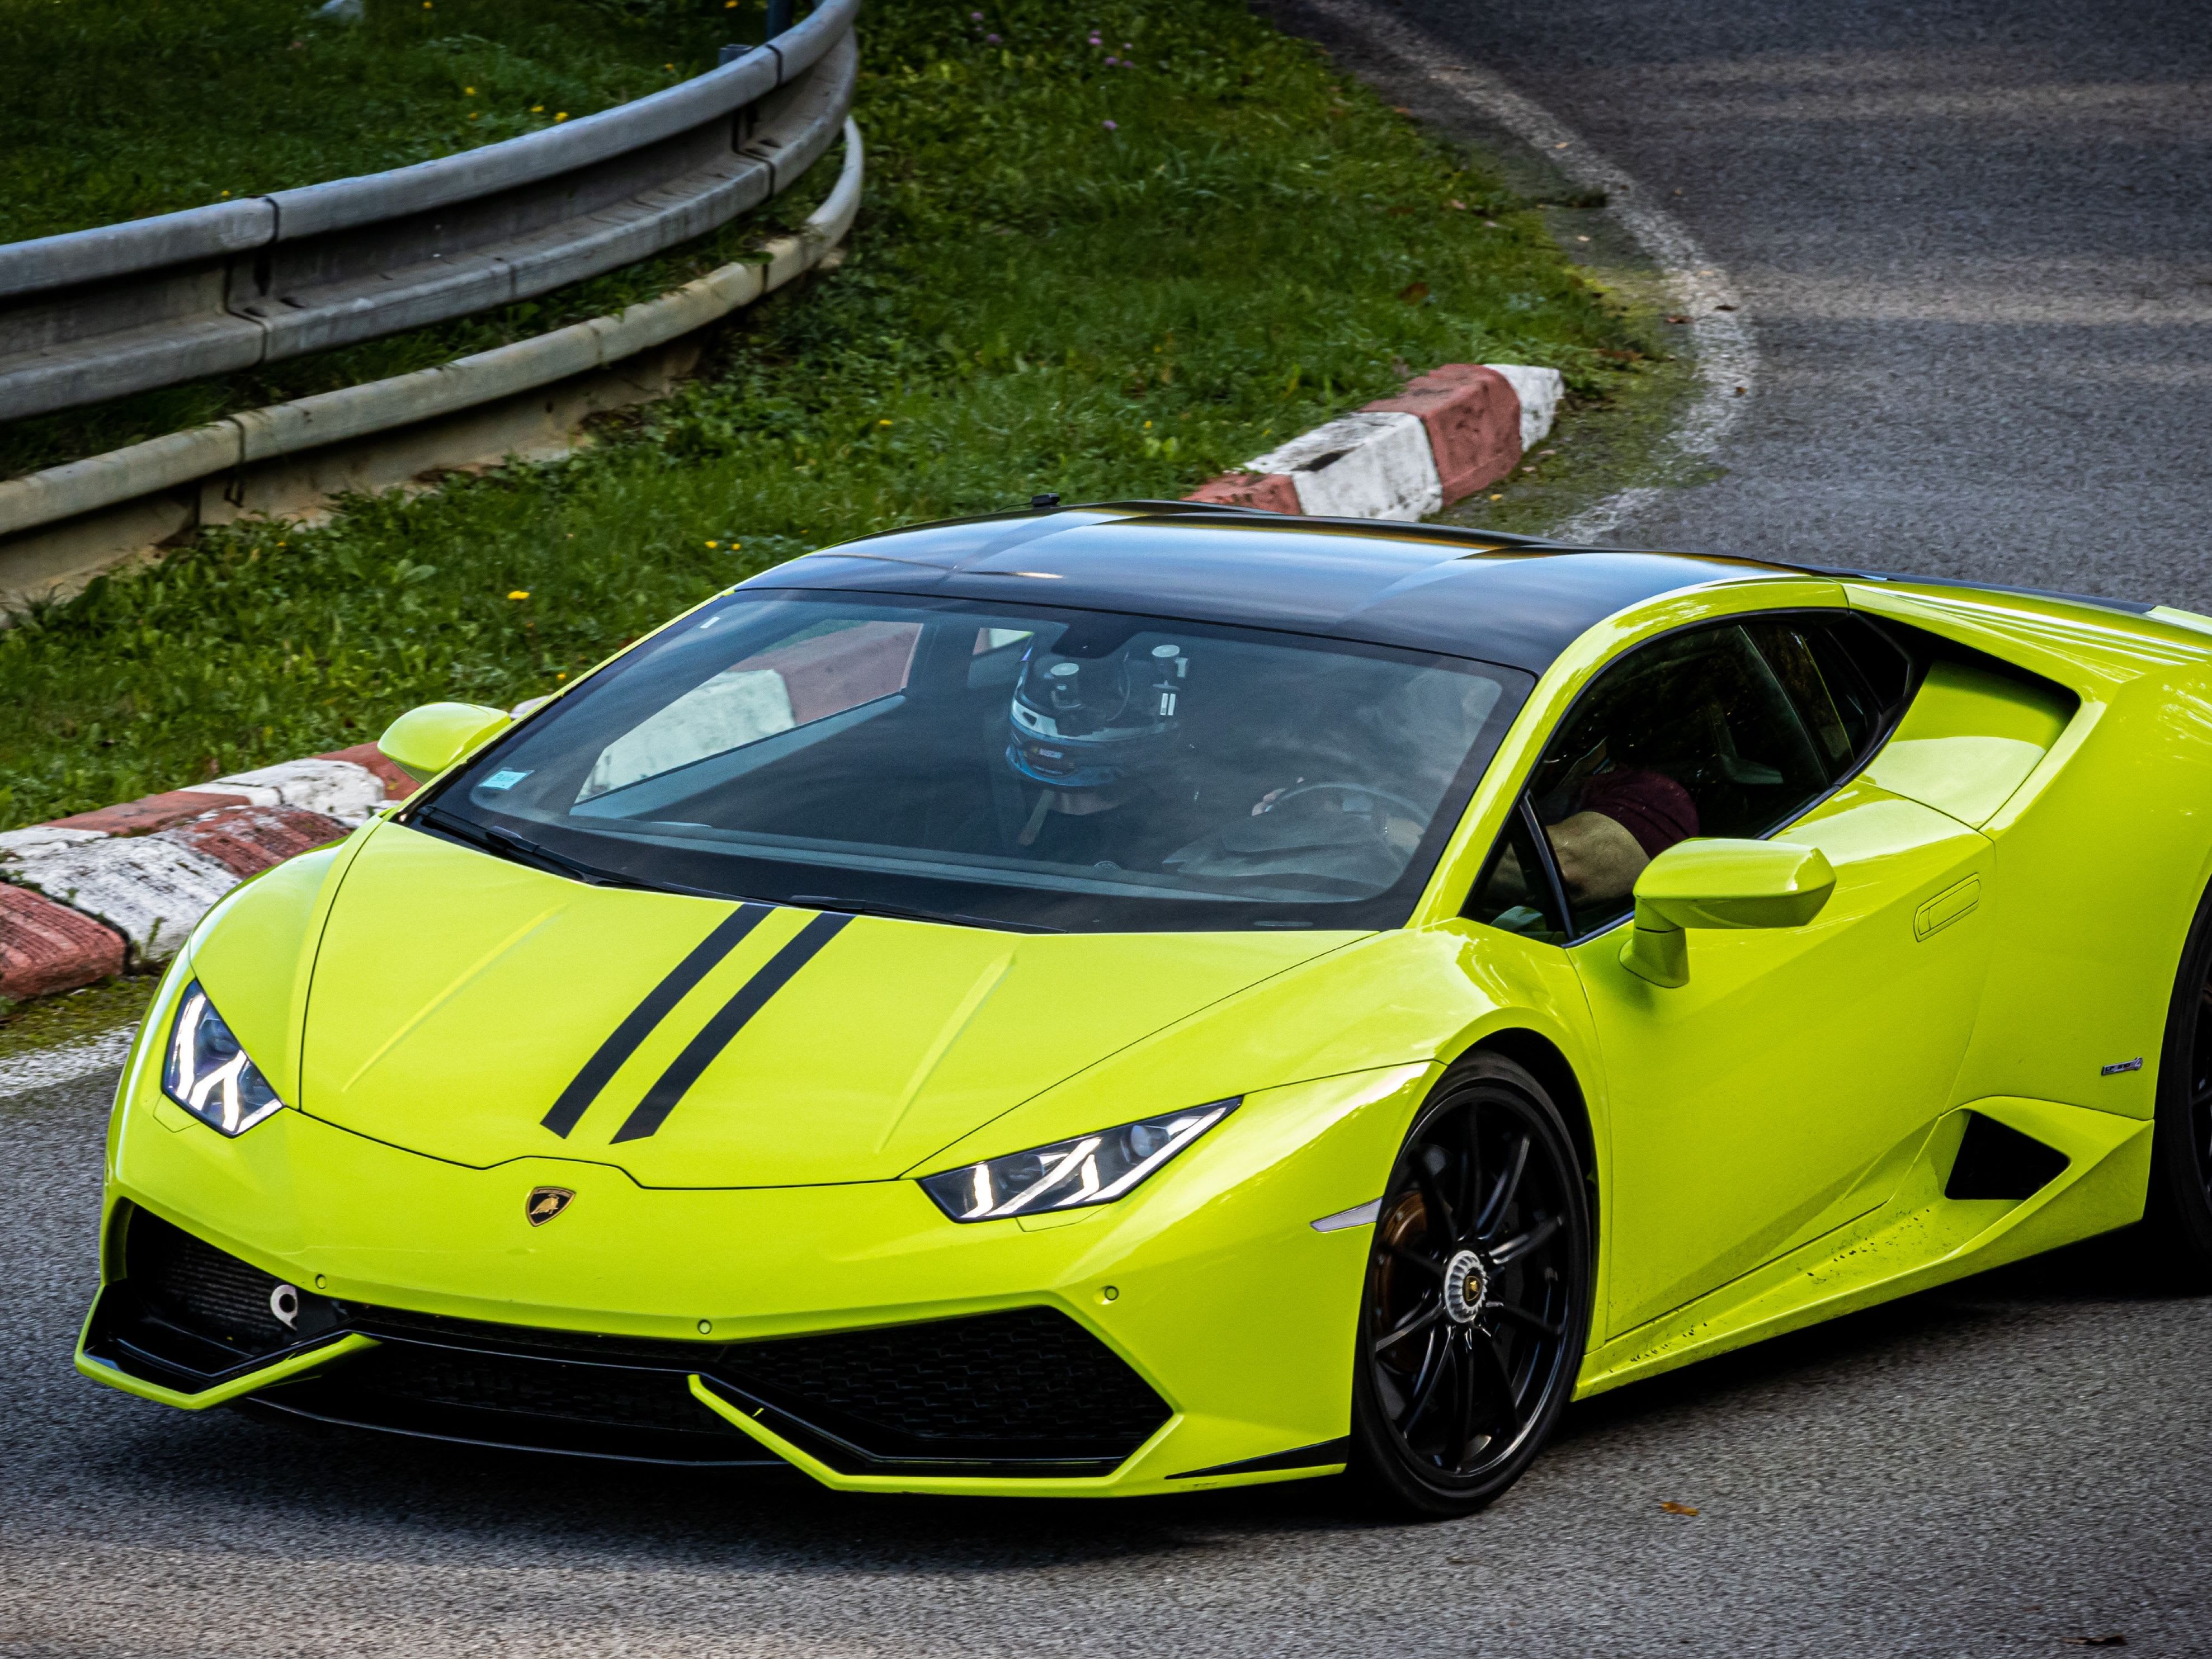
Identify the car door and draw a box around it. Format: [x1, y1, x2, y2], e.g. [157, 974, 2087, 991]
[1465, 611, 1996, 1337]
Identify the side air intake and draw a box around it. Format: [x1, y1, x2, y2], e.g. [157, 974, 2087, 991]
[1945, 1111, 2069, 1201]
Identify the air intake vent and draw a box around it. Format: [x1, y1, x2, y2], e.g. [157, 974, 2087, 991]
[715, 1306, 1171, 1472]
[257, 1343, 770, 1467]
[1945, 1112, 2069, 1201]
[123, 1206, 330, 1354]
[81, 1206, 345, 1391]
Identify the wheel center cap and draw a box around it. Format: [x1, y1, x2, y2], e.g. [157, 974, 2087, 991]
[1442, 1248, 1490, 1325]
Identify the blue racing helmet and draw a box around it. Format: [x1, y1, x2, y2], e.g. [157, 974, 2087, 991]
[1006, 635, 1188, 792]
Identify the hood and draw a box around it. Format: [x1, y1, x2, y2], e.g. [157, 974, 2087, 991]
[298, 822, 1356, 1186]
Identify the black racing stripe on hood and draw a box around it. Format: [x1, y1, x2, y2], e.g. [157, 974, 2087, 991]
[611, 911, 854, 1144]
[541, 903, 774, 1138]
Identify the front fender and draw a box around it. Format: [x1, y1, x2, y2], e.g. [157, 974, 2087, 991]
[917, 922, 1596, 1172]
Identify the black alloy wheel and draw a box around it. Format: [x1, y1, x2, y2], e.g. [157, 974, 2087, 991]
[1349, 1052, 1591, 1516]
[2148, 879, 2212, 1284]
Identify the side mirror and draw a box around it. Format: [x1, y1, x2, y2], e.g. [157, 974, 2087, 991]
[1620, 839, 1835, 988]
[376, 702, 513, 785]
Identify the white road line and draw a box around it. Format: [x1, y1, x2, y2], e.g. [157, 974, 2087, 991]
[0, 1024, 137, 1098]
[1298, 0, 1758, 544]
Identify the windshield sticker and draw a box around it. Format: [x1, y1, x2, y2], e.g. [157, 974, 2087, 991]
[479, 769, 534, 791]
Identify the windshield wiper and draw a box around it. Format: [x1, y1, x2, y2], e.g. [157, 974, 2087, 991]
[417, 806, 661, 892]
[786, 893, 1062, 934]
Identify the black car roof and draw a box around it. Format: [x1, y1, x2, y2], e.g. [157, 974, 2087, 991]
[743, 503, 1803, 675]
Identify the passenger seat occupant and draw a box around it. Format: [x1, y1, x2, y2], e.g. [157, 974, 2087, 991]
[1549, 762, 1699, 906]
[1473, 616, 1894, 939]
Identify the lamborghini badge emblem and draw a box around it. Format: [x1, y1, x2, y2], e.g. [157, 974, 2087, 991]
[526, 1186, 576, 1227]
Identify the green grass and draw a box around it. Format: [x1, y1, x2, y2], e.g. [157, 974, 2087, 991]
[0, 0, 739, 244]
[0, 0, 1671, 833]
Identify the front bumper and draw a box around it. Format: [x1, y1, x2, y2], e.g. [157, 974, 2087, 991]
[87, 1047, 1433, 1497]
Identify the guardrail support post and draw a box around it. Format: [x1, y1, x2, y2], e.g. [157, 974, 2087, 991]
[768, 0, 794, 39]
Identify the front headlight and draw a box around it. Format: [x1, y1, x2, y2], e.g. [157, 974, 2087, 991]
[162, 982, 285, 1136]
[919, 1099, 1238, 1222]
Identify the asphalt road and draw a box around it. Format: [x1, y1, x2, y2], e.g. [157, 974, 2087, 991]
[1306, 0, 2212, 611]
[6, 3, 2211, 1655]
[5, 1065, 2206, 1658]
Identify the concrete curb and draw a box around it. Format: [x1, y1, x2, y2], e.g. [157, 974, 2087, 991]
[1187, 361, 1562, 520]
[0, 1022, 140, 1095]
[0, 746, 417, 1000]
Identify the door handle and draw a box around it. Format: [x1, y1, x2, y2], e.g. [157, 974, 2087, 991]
[1913, 875, 1981, 941]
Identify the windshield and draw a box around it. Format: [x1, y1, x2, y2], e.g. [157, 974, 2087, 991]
[418, 590, 1530, 932]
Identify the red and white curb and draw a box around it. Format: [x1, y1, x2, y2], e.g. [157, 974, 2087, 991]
[0, 744, 414, 1001]
[1188, 361, 1562, 520]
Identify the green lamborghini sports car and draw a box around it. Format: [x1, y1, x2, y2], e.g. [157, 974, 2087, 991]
[77, 503, 2212, 1514]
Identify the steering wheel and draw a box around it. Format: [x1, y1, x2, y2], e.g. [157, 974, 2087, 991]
[1263, 780, 1428, 820]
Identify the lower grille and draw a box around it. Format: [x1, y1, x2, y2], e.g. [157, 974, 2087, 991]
[89, 1212, 1172, 1476]
[253, 1343, 770, 1467]
[718, 1308, 1171, 1472]
[81, 1206, 346, 1388]
[128, 1208, 313, 1354]
[332, 1344, 716, 1435]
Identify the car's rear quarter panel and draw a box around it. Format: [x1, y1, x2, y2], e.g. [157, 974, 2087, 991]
[1850, 585, 2212, 1130]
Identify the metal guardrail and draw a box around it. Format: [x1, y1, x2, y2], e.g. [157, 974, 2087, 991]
[0, 0, 859, 423]
[0, 121, 863, 557]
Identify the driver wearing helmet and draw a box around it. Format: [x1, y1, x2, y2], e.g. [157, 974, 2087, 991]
[1001, 628, 1460, 889]
[1003, 633, 1194, 865]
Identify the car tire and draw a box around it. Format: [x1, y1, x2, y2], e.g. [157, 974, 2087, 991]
[1348, 1050, 1593, 1517]
[2147, 878, 2212, 1286]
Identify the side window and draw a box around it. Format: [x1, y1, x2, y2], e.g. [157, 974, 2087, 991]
[1466, 614, 1903, 940]
[1744, 614, 1912, 770]
[1464, 800, 1572, 943]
